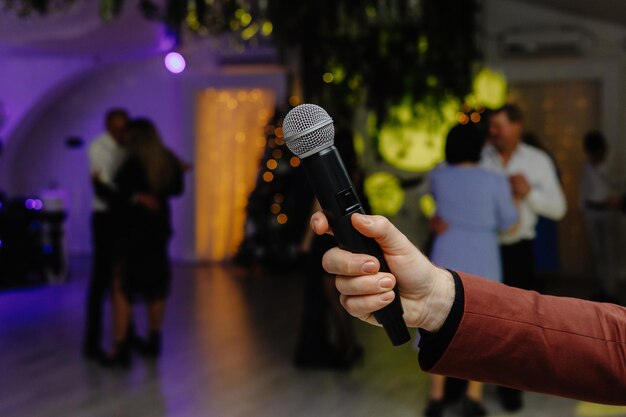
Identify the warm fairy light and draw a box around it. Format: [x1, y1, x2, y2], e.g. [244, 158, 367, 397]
[271, 203, 281, 214]
[272, 149, 283, 159]
[274, 127, 283, 137]
[268, 138, 276, 148]
[275, 137, 285, 146]
[323, 72, 334, 83]
[289, 96, 301, 106]
[277, 214, 288, 224]
[274, 193, 284, 203]
[470, 112, 481, 123]
[266, 159, 278, 170]
[457, 113, 469, 124]
[289, 157, 301, 167]
[195, 87, 276, 261]
[263, 171, 274, 182]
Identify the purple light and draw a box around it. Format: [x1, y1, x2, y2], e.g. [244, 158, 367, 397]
[24, 198, 43, 210]
[165, 52, 186, 74]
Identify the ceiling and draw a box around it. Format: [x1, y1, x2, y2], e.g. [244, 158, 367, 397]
[517, 0, 626, 28]
[1, 0, 625, 58]
[0, 1, 166, 57]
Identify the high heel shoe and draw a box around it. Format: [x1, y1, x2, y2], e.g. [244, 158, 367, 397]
[461, 396, 487, 417]
[103, 340, 132, 369]
[134, 331, 162, 358]
[423, 399, 445, 417]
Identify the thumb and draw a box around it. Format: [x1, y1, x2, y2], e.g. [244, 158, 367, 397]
[351, 213, 415, 256]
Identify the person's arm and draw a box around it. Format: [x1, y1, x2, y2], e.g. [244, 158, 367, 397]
[495, 175, 520, 235]
[525, 156, 567, 220]
[421, 272, 626, 405]
[312, 211, 626, 406]
[109, 158, 160, 211]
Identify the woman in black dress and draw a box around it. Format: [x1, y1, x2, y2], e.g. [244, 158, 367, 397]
[104, 118, 184, 366]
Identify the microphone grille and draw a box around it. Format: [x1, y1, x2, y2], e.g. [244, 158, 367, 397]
[282, 104, 334, 158]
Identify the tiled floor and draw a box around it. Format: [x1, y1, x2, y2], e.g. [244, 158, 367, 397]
[0, 258, 624, 417]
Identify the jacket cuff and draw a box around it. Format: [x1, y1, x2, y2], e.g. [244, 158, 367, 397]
[417, 270, 465, 371]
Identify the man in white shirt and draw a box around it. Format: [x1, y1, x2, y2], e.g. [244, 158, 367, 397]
[481, 104, 567, 411]
[580, 131, 620, 303]
[83, 108, 129, 361]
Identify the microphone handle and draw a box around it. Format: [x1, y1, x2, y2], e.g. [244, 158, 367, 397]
[301, 146, 411, 346]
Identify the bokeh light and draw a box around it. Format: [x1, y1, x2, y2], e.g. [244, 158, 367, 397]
[466, 68, 507, 109]
[364, 172, 405, 217]
[165, 52, 186, 74]
[378, 96, 459, 172]
[266, 159, 278, 170]
[289, 157, 301, 167]
[263, 172, 274, 182]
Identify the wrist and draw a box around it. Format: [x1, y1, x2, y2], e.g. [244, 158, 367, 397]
[417, 268, 455, 332]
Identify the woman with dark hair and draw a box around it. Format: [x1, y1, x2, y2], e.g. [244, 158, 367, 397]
[102, 118, 185, 366]
[422, 123, 519, 417]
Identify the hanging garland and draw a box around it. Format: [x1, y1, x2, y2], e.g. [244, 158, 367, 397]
[3, 0, 480, 126]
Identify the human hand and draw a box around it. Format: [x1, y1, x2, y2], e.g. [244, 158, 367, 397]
[311, 212, 455, 332]
[509, 174, 531, 199]
[135, 193, 161, 212]
[429, 214, 449, 235]
[91, 171, 102, 185]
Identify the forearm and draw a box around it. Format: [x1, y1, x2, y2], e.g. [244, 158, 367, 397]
[527, 188, 566, 220]
[419, 273, 626, 405]
[93, 179, 120, 205]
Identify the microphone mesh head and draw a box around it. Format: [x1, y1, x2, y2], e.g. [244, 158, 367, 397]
[282, 104, 334, 158]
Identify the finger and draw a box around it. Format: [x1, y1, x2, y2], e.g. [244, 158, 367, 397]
[339, 291, 396, 320]
[351, 213, 415, 256]
[335, 273, 396, 296]
[310, 211, 333, 236]
[322, 247, 380, 276]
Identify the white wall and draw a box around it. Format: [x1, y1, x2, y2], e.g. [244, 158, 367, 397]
[2, 51, 286, 260]
[0, 55, 96, 190]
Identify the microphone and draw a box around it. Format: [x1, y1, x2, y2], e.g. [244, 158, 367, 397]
[283, 104, 410, 346]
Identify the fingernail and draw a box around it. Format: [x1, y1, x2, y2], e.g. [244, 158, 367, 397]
[380, 292, 394, 302]
[379, 277, 393, 289]
[362, 261, 377, 274]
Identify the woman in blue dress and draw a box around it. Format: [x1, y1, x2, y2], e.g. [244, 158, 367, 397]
[424, 123, 519, 417]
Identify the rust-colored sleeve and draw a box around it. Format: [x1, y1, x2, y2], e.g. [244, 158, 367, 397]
[421, 272, 626, 405]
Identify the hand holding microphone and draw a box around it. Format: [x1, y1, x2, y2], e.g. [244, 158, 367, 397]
[283, 104, 416, 345]
[311, 211, 455, 334]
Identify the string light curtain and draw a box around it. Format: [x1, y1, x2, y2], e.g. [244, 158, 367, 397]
[509, 81, 600, 277]
[195, 88, 275, 261]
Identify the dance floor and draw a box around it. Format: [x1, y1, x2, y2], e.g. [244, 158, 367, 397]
[0, 258, 624, 417]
